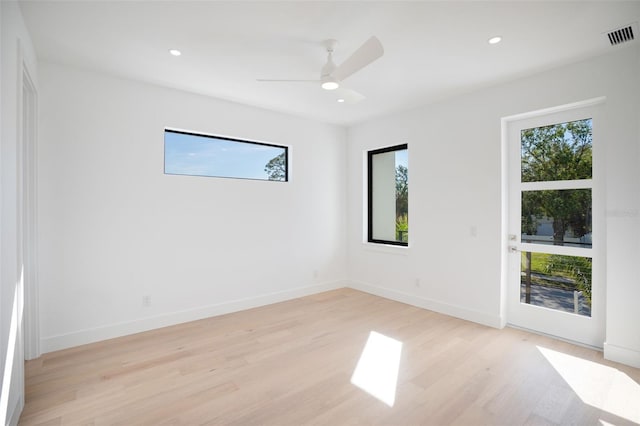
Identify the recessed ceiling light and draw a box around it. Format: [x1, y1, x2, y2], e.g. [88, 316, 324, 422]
[169, 49, 182, 56]
[488, 36, 502, 45]
[337, 99, 345, 103]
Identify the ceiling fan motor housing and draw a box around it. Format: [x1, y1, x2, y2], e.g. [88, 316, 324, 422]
[321, 39, 338, 78]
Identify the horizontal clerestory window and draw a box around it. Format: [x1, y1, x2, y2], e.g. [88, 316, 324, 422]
[164, 129, 288, 182]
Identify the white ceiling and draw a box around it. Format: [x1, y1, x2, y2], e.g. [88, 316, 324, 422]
[19, 1, 640, 126]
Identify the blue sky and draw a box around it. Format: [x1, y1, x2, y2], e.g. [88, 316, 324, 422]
[396, 148, 408, 169]
[164, 131, 285, 180]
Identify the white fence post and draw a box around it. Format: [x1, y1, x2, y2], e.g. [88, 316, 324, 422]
[574, 291, 582, 314]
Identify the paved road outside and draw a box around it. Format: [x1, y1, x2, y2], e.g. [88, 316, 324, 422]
[520, 283, 591, 316]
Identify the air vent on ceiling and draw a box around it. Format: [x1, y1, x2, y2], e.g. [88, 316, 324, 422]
[606, 23, 636, 46]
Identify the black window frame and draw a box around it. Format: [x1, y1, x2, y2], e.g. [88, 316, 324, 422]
[164, 128, 289, 182]
[367, 143, 408, 246]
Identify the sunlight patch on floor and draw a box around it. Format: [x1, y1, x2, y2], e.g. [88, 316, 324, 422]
[351, 331, 403, 407]
[538, 346, 640, 424]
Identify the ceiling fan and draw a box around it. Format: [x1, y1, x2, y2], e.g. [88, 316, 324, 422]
[257, 36, 384, 104]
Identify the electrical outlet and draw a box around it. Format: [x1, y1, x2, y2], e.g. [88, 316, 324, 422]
[142, 295, 151, 307]
[415, 278, 421, 288]
[313, 270, 319, 279]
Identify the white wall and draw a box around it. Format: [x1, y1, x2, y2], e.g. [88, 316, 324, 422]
[0, 2, 38, 424]
[603, 46, 640, 367]
[346, 46, 640, 366]
[38, 62, 347, 352]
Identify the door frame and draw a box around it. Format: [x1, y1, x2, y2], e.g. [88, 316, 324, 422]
[17, 40, 40, 360]
[501, 97, 606, 348]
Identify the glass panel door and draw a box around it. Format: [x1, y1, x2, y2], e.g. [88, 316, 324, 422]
[507, 103, 604, 347]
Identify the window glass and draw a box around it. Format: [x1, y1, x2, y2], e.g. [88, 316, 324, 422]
[521, 118, 592, 182]
[521, 189, 592, 248]
[368, 145, 408, 246]
[164, 129, 288, 181]
[520, 252, 592, 317]
[520, 118, 593, 249]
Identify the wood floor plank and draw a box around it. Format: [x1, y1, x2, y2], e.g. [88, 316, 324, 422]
[20, 288, 640, 425]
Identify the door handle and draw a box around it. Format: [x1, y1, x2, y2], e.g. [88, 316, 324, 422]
[509, 246, 519, 253]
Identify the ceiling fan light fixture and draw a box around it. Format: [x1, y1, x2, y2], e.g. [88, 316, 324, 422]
[321, 77, 339, 90]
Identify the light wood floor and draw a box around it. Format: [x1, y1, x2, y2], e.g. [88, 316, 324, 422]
[21, 289, 640, 425]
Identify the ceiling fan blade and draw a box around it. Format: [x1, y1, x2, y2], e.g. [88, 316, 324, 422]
[333, 36, 383, 82]
[335, 87, 366, 104]
[256, 79, 320, 83]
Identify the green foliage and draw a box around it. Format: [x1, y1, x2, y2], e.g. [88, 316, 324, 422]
[521, 252, 550, 275]
[520, 252, 592, 305]
[395, 164, 408, 217]
[396, 214, 408, 242]
[396, 214, 408, 232]
[521, 119, 592, 182]
[522, 189, 592, 242]
[521, 193, 539, 236]
[520, 119, 592, 244]
[264, 152, 286, 181]
[395, 165, 408, 242]
[546, 255, 592, 303]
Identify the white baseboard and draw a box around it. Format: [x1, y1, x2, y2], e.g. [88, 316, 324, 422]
[348, 280, 503, 329]
[604, 342, 640, 368]
[41, 280, 346, 353]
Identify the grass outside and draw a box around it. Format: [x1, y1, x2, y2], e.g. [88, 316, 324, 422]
[521, 252, 576, 291]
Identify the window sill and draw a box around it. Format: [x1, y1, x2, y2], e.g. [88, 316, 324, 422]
[362, 242, 409, 256]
